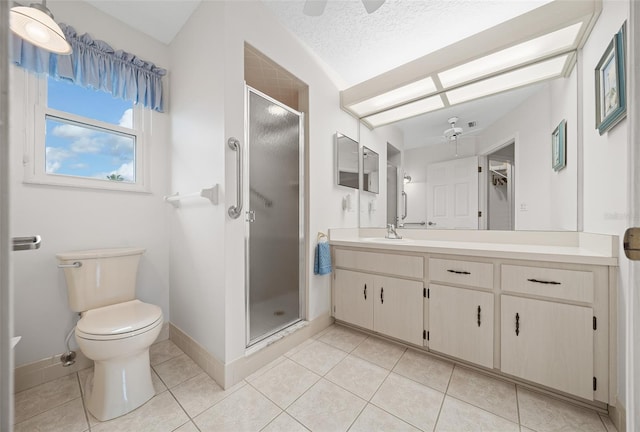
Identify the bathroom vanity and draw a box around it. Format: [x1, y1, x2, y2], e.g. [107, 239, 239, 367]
[329, 228, 618, 407]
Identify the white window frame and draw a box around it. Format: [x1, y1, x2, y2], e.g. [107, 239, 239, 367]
[23, 71, 151, 193]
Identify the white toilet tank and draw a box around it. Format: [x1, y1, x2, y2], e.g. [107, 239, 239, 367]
[56, 248, 146, 312]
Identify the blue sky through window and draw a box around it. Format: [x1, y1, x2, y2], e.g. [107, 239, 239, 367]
[45, 77, 136, 182]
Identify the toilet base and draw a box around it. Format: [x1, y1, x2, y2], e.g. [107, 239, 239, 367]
[85, 349, 155, 421]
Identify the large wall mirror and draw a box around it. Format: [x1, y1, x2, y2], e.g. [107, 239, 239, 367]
[362, 146, 379, 194]
[365, 72, 579, 232]
[336, 132, 359, 189]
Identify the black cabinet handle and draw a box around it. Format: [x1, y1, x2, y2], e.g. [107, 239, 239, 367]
[477, 305, 481, 327]
[515, 313, 520, 336]
[364, 284, 367, 300]
[380, 287, 384, 304]
[527, 278, 561, 285]
[447, 269, 471, 275]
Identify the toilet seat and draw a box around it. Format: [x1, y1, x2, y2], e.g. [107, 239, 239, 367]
[76, 299, 163, 341]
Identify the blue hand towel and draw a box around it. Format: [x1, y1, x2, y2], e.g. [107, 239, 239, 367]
[314, 241, 332, 275]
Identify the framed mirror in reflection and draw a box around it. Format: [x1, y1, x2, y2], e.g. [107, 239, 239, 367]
[362, 146, 379, 194]
[336, 133, 359, 189]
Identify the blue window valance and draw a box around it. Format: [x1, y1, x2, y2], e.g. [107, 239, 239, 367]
[11, 24, 166, 112]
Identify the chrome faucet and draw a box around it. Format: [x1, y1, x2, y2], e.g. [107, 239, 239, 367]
[386, 224, 402, 239]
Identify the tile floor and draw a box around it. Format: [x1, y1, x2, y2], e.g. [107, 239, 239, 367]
[14, 324, 618, 432]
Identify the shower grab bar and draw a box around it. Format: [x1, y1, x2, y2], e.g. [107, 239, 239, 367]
[402, 191, 408, 220]
[228, 137, 243, 219]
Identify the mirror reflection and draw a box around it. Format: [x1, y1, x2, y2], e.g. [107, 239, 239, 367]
[362, 146, 379, 194]
[336, 133, 359, 189]
[360, 73, 579, 232]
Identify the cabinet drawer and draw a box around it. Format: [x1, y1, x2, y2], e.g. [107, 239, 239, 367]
[501, 265, 594, 303]
[429, 258, 493, 289]
[335, 249, 423, 279]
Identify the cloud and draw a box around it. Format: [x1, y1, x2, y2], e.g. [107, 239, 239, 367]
[51, 123, 94, 139]
[119, 108, 133, 128]
[45, 147, 72, 173]
[94, 161, 135, 182]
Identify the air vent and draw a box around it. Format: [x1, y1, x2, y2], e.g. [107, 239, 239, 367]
[468, 121, 477, 128]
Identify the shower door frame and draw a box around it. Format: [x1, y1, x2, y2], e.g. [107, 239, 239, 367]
[244, 85, 306, 347]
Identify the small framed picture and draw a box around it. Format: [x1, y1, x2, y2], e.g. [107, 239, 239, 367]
[595, 22, 626, 135]
[552, 119, 566, 172]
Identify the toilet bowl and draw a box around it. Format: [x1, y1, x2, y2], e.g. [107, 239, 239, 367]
[76, 300, 163, 421]
[57, 248, 163, 421]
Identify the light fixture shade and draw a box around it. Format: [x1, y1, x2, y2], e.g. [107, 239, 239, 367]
[10, 5, 72, 54]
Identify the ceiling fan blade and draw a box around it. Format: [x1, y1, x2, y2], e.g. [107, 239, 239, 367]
[303, 0, 328, 16]
[362, 0, 385, 14]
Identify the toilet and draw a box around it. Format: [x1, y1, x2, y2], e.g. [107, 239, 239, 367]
[56, 247, 163, 421]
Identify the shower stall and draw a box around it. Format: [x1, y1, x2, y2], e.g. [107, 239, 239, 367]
[245, 86, 304, 346]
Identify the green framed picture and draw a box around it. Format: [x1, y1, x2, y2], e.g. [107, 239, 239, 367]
[552, 119, 566, 172]
[595, 22, 626, 135]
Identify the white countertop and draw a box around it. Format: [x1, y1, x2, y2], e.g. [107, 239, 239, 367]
[329, 229, 619, 266]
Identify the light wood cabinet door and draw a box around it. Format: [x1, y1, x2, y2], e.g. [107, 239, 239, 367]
[428, 284, 494, 368]
[334, 269, 374, 330]
[374, 276, 423, 346]
[501, 295, 594, 400]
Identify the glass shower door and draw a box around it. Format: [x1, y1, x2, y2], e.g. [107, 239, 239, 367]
[246, 87, 303, 345]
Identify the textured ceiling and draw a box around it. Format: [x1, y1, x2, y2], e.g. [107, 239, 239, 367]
[264, 0, 553, 89]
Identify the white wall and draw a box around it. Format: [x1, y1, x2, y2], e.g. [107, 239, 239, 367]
[478, 72, 578, 231]
[169, 1, 401, 365]
[10, 1, 171, 366]
[580, 0, 630, 413]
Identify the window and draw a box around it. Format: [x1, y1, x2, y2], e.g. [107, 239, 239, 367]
[24, 73, 150, 192]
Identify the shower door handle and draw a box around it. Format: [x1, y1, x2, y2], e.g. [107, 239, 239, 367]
[228, 137, 243, 219]
[12, 235, 42, 251]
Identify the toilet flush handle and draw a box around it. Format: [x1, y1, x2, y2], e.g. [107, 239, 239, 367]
[57, 262, 82, 268]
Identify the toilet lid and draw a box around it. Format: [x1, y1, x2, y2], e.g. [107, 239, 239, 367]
[77, 300, 162, 336]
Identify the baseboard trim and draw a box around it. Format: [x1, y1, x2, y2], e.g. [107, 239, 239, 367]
[609, 397, 626, 432]
[169, 313, 334, 389]
[14, 322, 170, 393]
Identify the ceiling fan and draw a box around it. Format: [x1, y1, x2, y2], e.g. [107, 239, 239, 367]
[443, 117, 464, 156]
[303, 0, 386, 16]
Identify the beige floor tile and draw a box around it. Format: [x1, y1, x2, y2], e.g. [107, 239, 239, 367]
[261, 412, 309, 432]
[600, 414, 618, 432]
[351, 335, 406, 370]
[150, 340, 184, 366]
[371, 372, 444, 431]
[435, 396, 520, 432]
[349, 403, 420, 432]
[325, 355, 389, 400]
[173, 421, 199, 432]
[171, 372, 246, 418]
[287, 379, 366, 432]
[14, 374, 81, 423]
[520, 428, 536, 432]
[249, 358, 320, 409]
[14, 398, 88, 432]
[245, 356, 287, 383]
[517, 387, 606, 432]
[194, 385, 281, 432]
[284, 338, 315, 358]
[90, 391, 188, 432]
[289, 340, 347, 375]
[392, 348, 453, 392]
[318, 325, 367, 353]
[446, 366, 518, 423]
[153, 353, 203, 388]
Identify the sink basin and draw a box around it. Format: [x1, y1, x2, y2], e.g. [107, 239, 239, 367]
[360, 237, 413, 243]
